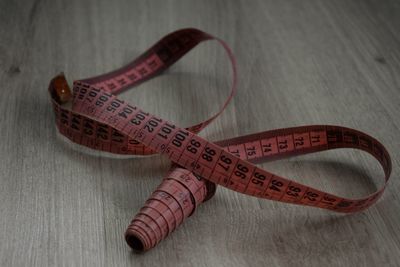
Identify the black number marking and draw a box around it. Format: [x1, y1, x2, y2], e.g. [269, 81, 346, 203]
[269, 179, 283, 192]
[218, 155, 232, 171]
[186, 139, 201, 154]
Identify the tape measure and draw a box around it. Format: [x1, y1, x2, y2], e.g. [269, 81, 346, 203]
[48, 28, 392, 252]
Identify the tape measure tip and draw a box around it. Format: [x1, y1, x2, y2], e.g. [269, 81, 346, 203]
[52, 74, 72, 104]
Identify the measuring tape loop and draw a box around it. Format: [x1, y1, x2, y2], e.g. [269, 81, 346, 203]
[48, 28, 392, 252]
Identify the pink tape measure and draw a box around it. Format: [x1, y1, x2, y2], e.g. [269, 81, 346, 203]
[48, 28, 392, 252]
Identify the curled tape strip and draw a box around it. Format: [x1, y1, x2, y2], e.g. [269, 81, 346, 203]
[48, 28, 392, 252]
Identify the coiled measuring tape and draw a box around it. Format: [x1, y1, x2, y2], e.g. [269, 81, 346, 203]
[48, 28, 392, 252]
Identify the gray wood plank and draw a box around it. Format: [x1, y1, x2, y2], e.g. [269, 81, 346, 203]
[0, 0, 399, 266]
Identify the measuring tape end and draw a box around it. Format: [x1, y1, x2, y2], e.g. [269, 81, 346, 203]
[50, 73, 72, 104]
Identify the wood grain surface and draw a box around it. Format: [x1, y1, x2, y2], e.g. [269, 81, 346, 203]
[0, 0, 399, 266]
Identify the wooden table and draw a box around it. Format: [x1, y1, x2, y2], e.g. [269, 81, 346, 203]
[1, 0, 399, 266]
